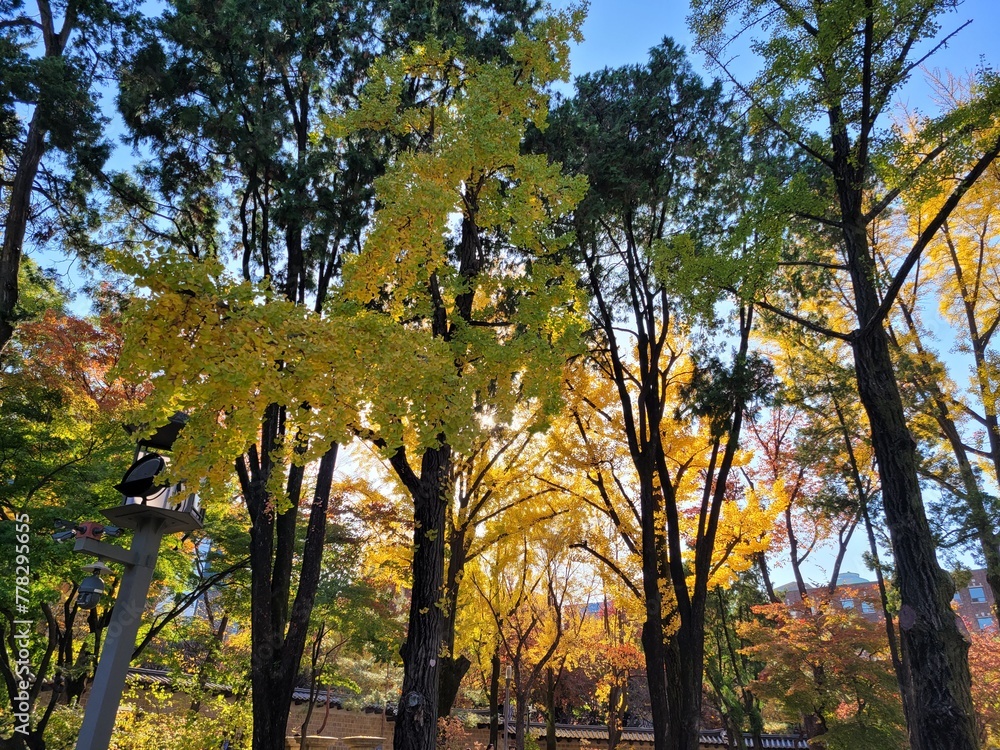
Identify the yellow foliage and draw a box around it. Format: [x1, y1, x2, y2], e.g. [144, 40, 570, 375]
[112, 12, 588, 504]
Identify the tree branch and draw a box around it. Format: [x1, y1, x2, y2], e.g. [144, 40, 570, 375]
[865, 133, 1000, 333]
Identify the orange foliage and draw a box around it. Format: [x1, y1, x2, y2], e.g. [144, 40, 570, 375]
[967, 628, 1000, 744]
[15, 307, 146, 412]
[739, 599, 905, 748]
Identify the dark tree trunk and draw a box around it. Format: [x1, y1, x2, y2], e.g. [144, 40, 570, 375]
[637, 470, 669, 750]
[0, 1, 77, 353]
[489, 649, 501, 749]
[392, 445, 451, 750]
[0, 112, 47, 351]
[842, 210, 978, 748]
[438, 655, 472, 719]
[240, 428, 338, 750]
[662, 313, 752, 750]
[756, 554, 779, 604]
[606, 679, 623, 750]
[513, 688, 528, 750]
[544, 667, 557, 750]
[665, 611, 706, 750]
[439, 527, 471, 717]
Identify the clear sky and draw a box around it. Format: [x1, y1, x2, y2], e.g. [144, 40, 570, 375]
[566, 0, 1000, 83]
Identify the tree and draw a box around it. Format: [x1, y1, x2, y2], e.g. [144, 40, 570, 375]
[740, 599, 906, 750]
[0, 296, 143, 749]
[339, 27, 586, 748]
[689, 3, 1000, 746]
[0, 0, 137, 351]
[702, 574, 768, 750]
[113, 11, 587, 750]
[576, 597, 644, 750]
[748, 333, 907, 695]
[407, 411, 572, 717]
[876, 117, 1000, 622]
[539, 41, 773, 750]
[468, 522, 589, 750]
[116, 2, 385, 746]
[116, 2, 560, 745]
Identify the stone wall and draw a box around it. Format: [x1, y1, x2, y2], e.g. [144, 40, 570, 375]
[282, 708, 660, 750]
[285, 705, 395, 749]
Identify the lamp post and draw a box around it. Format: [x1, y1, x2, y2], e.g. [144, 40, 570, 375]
[502, 665, 512, 750]
[74, 413, 204, 750]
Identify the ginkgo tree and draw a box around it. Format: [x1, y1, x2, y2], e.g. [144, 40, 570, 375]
[877, 118, 1000, 623]
[114, 10, 588, 750]
[338, 406, 579, 720]
[689, 2, 1000, 746]
[466, 513, 590, 750]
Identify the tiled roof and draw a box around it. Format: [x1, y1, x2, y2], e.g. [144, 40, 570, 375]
[291, 686, 344, 707]
[126, 667, 231, 695]
[504, 723, 807, 749]
[753, 736, 810, 749]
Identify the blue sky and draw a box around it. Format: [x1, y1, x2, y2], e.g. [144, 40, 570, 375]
[566, 0, 999, 82]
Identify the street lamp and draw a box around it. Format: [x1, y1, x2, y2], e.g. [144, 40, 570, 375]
[74, 413, 203, 750]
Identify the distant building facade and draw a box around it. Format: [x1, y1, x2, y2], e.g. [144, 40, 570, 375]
[777, 570, 997, 631]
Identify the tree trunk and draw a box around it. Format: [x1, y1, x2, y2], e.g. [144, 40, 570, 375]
[489, 649, 500, 749]
[544, 667, 557, 750]
[665, 619, 705, 750]
[637, 468, 669, 750]
[0, 111, 47, 351]
[439, 526, 471, 717]
[606, 679, 623, 750]
[438, 655, 471, 720]
[663, 321, 751, 750]
[844, 212, 978, 748]
[393, 445, 451, 750]
[513, 688, 528, 750]
[242, 433, 338, 750]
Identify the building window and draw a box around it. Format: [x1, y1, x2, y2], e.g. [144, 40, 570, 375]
[977, 616, 994, 630]
[969, 587, 987, 603]
[841, 598, 854, 609]
[954, 591, 962, 602]
[861, 602, 876, 614]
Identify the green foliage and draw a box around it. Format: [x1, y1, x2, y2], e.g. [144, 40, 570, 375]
[0, 704, 84, 749]
[702, 575, 768, 743]
[12, 258, 67, 324]
[109, 684, 251, 750]
[113, 12, 588, 495]
[540, 38, 750, 318]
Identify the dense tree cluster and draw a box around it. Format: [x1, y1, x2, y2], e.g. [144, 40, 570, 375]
[2, 1, 1000, 749]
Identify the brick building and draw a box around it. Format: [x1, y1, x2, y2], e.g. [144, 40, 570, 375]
[777, 569, 997, 631]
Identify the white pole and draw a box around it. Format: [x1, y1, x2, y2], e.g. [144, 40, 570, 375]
[76, 516, 167, 750]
